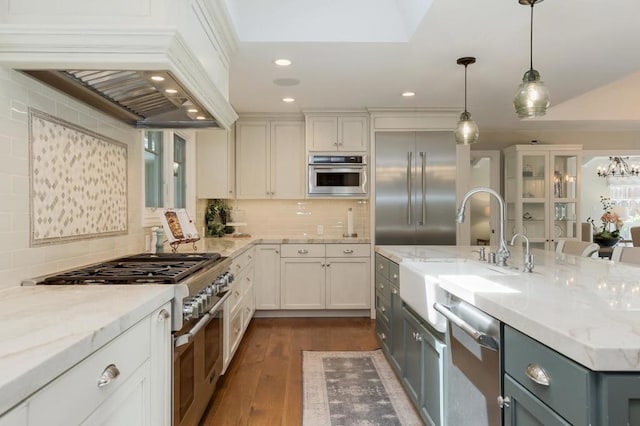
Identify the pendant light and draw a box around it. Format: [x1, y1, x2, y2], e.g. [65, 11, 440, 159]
[454, 57, 479, 145]
[513, 0, 550, 118]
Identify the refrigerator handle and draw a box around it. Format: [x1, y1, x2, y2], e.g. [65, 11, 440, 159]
[407, 151, 412, 225]
[420, 152, 426, 225]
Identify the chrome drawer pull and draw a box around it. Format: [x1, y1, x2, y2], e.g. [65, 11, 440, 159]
[98, 364, 120, 388]
[497, 396, 511, 408]
[343, 249, 354, 254]
[391, 288, 398, 295]
[298, 249, 309, 254]
[526, 363, 550, 386]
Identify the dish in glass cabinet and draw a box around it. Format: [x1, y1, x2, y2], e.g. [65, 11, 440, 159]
[555, 225, 562, 237]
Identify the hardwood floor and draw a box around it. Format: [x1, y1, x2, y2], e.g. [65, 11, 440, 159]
[199, 317, 378, 426]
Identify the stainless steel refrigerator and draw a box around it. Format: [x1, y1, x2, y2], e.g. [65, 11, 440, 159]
[375, 131, 457, 245]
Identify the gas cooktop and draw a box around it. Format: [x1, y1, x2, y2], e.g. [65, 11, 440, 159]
[41, 252, 222, 285]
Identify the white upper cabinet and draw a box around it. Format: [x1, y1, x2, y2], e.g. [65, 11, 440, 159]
[236, 119, 305, 199]
[305, 114, 369, 152]
[196, 129, 235, 199]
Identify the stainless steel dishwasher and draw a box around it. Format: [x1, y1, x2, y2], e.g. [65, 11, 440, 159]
[434, 294, 502, 426]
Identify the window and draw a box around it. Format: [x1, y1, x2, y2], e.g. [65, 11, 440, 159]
[144, 131, 164, 208]
[173, 134, 186, 208]
[143, 130, 195, 226]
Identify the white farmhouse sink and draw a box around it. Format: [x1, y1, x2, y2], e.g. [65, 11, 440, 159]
[399, 259, 520, 332]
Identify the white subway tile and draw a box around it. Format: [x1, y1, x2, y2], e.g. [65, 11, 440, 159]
[27, 90, 56, 114]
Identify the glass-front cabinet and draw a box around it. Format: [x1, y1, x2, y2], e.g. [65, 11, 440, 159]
[504, 145, 582, 251]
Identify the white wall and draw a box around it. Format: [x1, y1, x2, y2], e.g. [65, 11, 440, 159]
[0, 67, 145, 289]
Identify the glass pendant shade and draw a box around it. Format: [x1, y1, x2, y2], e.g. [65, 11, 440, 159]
[455, 111, 479, 145]
[514, 69, 550, 118]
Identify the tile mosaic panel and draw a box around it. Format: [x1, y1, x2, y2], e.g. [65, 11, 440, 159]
[29, 108, 128, 245]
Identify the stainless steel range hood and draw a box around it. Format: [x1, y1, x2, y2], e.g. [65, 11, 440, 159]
[24, 69, 221, 129]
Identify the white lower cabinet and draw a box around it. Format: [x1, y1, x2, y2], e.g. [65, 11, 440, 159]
[223, 247, 255, 372]
[254, 244, 281, 309]
[6, 302, 172, 426]
[281, 257, 326, 309]
[279, 243, 370, 310]
[0, 402, 26, 426]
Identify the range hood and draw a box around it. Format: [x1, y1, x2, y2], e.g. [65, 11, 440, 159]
[24, 69, 221, 129]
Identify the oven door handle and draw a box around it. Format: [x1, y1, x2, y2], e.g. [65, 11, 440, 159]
[175, 313, 211, 348]
[433, 302, 499, 351]
[174, 292, 229, 348]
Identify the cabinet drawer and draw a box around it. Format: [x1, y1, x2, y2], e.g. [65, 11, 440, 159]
[375, 254, 389, 279]
[375, 274, 391, 302]
[389, 261, 399, 287]
[229, 307, 244, 357]
[504, 326, 594, 426]
[326, 243, 369, 257]
[29, 315, 151, 425]
[375, 291, 391, 328]
[280, 244, 325, 258]
[376, 317, 391, 353]
[231, 246, 255, 275]
[227, 280, 243, 315]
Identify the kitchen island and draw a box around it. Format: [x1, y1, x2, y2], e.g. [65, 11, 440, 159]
[376, 245, 640, 426]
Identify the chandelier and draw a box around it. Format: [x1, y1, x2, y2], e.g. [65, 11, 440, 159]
[596, 156, 639, 178]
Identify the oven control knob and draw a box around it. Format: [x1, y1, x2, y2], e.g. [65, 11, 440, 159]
[195, 294, 207, 313]
[183, 302, 199, 320]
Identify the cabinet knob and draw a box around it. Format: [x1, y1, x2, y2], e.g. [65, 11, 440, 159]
[392, 273, 398, 279]
[343, 249, 354, 254]
[497, 396, 511, 409]
[380, 332, 386, 340]
[98, 364, 120, 388]
[379, 283, 384, 289]
[391, 288, 398, 295]
[298, 249, 309, 254]
[275, 250, 280, 254]
[525, 363, 551, 386]
[157, 308, 170, 322]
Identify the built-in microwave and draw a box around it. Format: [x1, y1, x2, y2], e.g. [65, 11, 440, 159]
[308, 155, 368, 197]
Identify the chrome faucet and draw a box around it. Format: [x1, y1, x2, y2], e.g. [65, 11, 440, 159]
[510, 233, 534, 273]
[456, 187, 510, 267]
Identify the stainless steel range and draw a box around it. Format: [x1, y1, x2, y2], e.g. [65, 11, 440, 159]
[23, 252, 234, 426]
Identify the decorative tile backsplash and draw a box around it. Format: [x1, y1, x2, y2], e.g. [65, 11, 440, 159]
[29, 108, 128, 245]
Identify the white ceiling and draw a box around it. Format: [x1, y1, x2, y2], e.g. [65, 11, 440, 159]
[225, 0, 640, 132]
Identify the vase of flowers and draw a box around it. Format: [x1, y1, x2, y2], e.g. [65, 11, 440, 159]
[587, 196, 623, 247]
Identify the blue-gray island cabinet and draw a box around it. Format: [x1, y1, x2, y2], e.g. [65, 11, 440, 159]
[374, 246, 640, 426]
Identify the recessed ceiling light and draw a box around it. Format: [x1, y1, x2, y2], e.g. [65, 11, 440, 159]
[282, 97, 295, 103]
[150, 75, 165, 82]
[402, 92, 416, 97]
[274, 59, 292, 66]
[165, 88, 178, 94]
[187, 108, 198, 113]
[196, 116, 206, 120]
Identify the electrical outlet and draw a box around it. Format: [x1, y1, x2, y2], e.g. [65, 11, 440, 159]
[317, 225, 324, 235]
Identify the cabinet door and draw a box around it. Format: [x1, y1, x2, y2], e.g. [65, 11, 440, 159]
[550, 151, 580, 245]
[325, 257, 370, 309]
[280, 258, 325, 309]
[503, 374, 571, 426]
[150, 304, 172, 426]
[270, 121, 305, 198]
[80, 362, 152, 426]
[255, 245, 281, 309]
[196, 129, 234, 199]
[0, 403, 27, 426]
[389, 284, 403, 374]
[307, 116, 338, 151]
[338, 116, 368, 152]
[403, 309, 422, 405]
[236, 121, 270, 199]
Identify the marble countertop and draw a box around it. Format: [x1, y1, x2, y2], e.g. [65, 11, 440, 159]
[173, 235, 371, 258]
[376, 245, 640, 372]
[0, 285, 174, 416]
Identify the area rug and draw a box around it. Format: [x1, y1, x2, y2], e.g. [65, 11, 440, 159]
[302, 350, 422, 426]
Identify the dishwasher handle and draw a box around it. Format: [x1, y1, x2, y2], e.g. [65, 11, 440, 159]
[433, 302, 499, 351]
